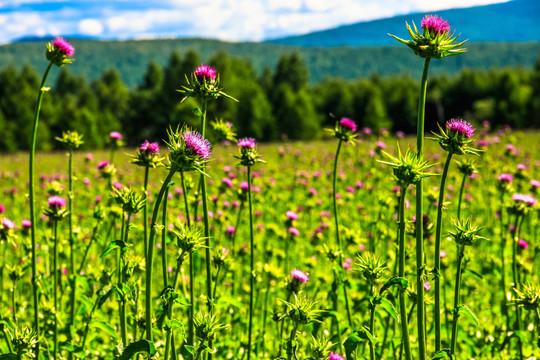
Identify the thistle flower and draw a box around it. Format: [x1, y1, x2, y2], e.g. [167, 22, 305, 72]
[389, 15, 467, 59]
[46, 37, 75, 67]
[165, 126, 212, 174]
[329, 352, 345, 360]
[456, 158, 478, 177]
[379, 145, 436, 188]
[45, 196, 68, 220]
[286, 210, 299, 221]
[171, 223, 206, 255]
[508, 193, 537, 216]
[1, 217, 16, 242]
[109, 131, 123, 140]
[111, 187, 146, 215]
[210, 118, 237, 142]
[291, 269, 309, 284]
[511, 283, 540, 311]
[355, 253, 388, 283]
[328, 117, 357, 143]
[131, 140, 163, 168]
[55, 130, 83, 150]
[280, 294, 324, 325]
[236, 137, 263, 167]
[193, 312, 228, 342]
[431, 119, 479, 156]
[178, 64, 237, 102]
[448, 218, 487, 247]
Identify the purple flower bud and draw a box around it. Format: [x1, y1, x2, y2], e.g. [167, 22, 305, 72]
[238, 137, 256, 149]
[512, 193, 537, 207]
[97, 161, 110, 170]
[48, 196, 66, 209]
[2, 218, 15, 229]
[109, 131, 123, 140]
[498, 173, 513, 183]
[140, 140, 160, 155]
[52, 37, 75, 56]
[339, 117, 357, 133]
[446, 119, 475, 138]
[329, 352, 345, 360]
[518, 239, 528, 250]
[421, 15, 450, 36]
[286, 210, 298, 221]
[194, 64, 216, 82]
[291, 269, 309, 284]
[182, 131, 212, 160]
[289, 227, 300, 236]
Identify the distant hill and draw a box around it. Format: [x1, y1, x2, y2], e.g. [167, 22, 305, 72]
[267, 0, 540, 46]
[1, 39, 539, 88]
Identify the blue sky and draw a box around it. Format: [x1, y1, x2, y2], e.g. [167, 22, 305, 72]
[0, 0, 509, 44]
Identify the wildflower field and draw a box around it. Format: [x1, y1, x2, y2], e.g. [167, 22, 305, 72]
[1, 16, 540, 360]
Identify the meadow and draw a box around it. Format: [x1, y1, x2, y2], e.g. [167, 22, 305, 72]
[1, 20, 540, 360]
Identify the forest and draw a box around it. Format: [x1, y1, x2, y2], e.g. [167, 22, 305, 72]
[0, 47, 539, 152]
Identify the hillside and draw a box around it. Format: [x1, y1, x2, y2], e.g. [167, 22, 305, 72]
[267, 0, 540, 46]
[1, 39, 539, 88]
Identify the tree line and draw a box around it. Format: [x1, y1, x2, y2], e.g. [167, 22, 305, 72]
[1, 49, 539, 152]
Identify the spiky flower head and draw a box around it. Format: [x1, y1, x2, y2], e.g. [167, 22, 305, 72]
[291, 269, 309, 285]
[55, 130, 84, 150]
[97, 161, 116, 180]
[108, 131, 124, 148]
[165, 126, 212, 174]
[210, 118, 237, 143]
[508, 193, 537, 216]
[511, 283, 540, 311]
[431, 119, 479, 156]
[309, 334, 336, 360]
[9, 326, 39, 359]
[328, 117, 357, 143]
[45, 195, 68, 220]
[131, 140, 164, 168]
[111, 187, 146, 215]
[193, 312, 228, 342]
[448, 218, 487, 246]
[178, 64, 238, 102]
[355, 253, 388, 284]
[280, 293, 324, 326]
[389, 15, 467, 59]
[46, 37, 75, 67]
[379, 145, 436, 188]
[171, 222, 206, 255]
[456, 158, 478, 177]
[236, 137, 263, 167]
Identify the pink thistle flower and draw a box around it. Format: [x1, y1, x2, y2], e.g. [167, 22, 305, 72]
[339, 117, 357, 132]
[85, 153, 94, 161]
[291, 269, 309, 284]
[376, 141, 386, 150]
[140, 140, 160, 155]
[182, 131, 212, 160]
[516, 164, 527, 171]
[498, 173, 513, 183]
[2, 218, 15, 229]
[194, 64, 216, 82]
[424, 280, 432, 292]
[97, 160, 110, 170]
[518, 239, 528, 250]
[238, 137, 256, 149]
[286, 210, 298, 221]
[512, 193, 537, 207]
[477, 139, 488, 147]
[421, 15, 450, 36]
[22, 220, 32, 229]
[0, 204, 4, 213]
[52, 37, 75, 57]
[530, 179, 540, 189]
[440, 250, 447, 258]
[221, 177, 234, 188]
[109, 131, 123, 140]
[289, 227, 300, 236]
[48, 196, 66, 209]
[225, 225, 236, 234]
[329, 352, 345, 360]
[446, 119, 475, 138]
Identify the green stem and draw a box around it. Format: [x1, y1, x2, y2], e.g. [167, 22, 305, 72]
[450, 244, 465, 356]
[415, 56, 431, 360]
[29, 61, 53, 355]
[511, 214, 523, 358]
[164, 253, 186, 360]
[286, 324, 299, 360]
[332, 138, 353, 328]
[143, 166, 150, 260]
[118, 210, 128, 346]
[368, 284, 376, 360]
[434, 152, 453, 351]
[498, 192, 509, 329]
[77, 218, 102, 274]
[146, 167, 178, 341]
[456, 173, 467, 221]
[398, 187, 412, 360]
[67, 148, 76, 360]
[161, 187, 170, 288]
[53, 220, 59, 360]
[246, 166, 255, 360]
[2, 326, 14, 354]
[180, 171, 195, 347]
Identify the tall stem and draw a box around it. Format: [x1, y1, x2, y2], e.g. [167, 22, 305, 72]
[398, 187, 412, 360]
[143, 166, 150, 260]
[29, 61, 53, 355]
[415, 57, 431, 360]
[161, 187, 170, 288]
[332, 138, 353, 328]
[511, 214, 523, 358]
[456, 173, 467, 221]
[434, 152, 453, 351]
[67, 148, 76, 360]
[53, 220, 59, 360]
[450, 244, 465, 355]
[145, 167, 178, 341]
[180, 171, 195, 346]
[246, 166, 255, 360]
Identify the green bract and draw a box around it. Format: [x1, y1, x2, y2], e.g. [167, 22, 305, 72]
[379, 146, 436, 188]
[448, 218, 487, 246]
[389, 21, 467, 60]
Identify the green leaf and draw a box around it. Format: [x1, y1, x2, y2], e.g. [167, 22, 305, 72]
[89, 320, 118, 340]
[344, 327, 377, 359]
[165, 319, 185, 338]
[193, 107, 203, 117]
[97, 288, 114, 309]
[457, 305, 479, 326]
[180, 343, 196, 358]
[380, 277, 408, 294]
[432, 348, 452, 359]
[379, 297, 399, 321]
[100, 240, 126, 258]
[118, 340, 157, 360]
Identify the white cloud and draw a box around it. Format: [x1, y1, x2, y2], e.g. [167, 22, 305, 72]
[78, 18, 103, 35]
